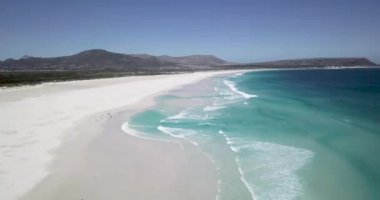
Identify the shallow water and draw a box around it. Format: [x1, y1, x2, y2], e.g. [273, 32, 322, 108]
[126, 68, 380, 200]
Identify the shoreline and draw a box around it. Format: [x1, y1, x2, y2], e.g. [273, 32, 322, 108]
[21, 102, 219, 200]
[0, 70, 247, 200]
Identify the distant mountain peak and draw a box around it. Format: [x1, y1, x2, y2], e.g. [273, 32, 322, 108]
[76, 49, 111, 56]
[21, 55, 33, 59]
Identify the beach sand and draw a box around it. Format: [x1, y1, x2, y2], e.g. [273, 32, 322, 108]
[0, 71, 240, 200]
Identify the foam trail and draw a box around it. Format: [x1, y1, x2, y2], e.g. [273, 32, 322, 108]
[157, 125, 199, 146]
[167, 110, 188, 120]
[223, 80, 257, 99]
[161, 110, 189, 123]
[218, 130, 257, 200]
[219, 129, 314, 200]
[203, 105, 226, 111]
[121, 122, 175, 143]
[162, 110, 212, 123]
[157, 124, 224, 200]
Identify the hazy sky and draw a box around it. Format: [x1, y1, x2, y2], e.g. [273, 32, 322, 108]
[1, 0, 379, 63]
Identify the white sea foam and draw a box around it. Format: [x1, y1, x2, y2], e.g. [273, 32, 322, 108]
[158, 125, 224, 200]
[166, 110, 188, 120]
[214, 82, 240, 101]
[223, 80, 258, 99]
[162, 110, 213, 123]
[235, 156, 257, 200]
[121, 122, 174, 143]
[203, 105, 226, 111]
[157, 125, 199, 146]
[219, 130, 314, 200]
[156, 122, 225, 200]
[198, 122, 214, 126]
[218, 130, 257, 200]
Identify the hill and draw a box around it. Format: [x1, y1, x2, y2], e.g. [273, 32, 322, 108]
[158, 55, 231, 66]
[0, 49, 230, 71]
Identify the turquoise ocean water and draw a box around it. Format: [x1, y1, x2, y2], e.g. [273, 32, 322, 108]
[125, 68, 380, 200]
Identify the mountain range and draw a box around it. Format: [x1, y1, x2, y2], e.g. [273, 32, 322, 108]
[228, 58, 376, 69]
[0, 49, 231, 71]
[0, 49, 377, 72]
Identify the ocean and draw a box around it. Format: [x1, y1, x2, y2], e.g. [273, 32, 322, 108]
[124, 68, 380, 200]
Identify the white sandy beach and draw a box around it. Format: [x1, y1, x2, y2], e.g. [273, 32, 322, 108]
[0, 71, 242, 200]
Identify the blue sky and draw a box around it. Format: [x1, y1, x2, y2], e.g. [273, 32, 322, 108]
[1, 0, 379, 63]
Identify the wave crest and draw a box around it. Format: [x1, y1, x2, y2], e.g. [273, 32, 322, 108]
[223, 80, 258, 99]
